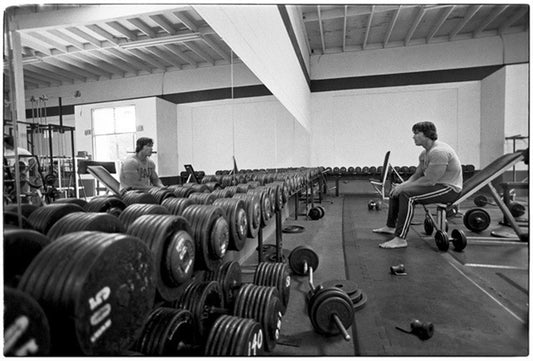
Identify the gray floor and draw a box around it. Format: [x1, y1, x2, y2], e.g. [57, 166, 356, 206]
[249, 179, 529, 356]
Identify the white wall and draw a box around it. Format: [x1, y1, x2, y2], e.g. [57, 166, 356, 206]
[156, 98, 178, 177]
[504, 64, 529, 160]
[177, 96, 310, 174]
[310, 82, 481, 169]
[480, 69, 506, 168]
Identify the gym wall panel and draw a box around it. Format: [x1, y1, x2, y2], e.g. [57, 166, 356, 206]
[176, 96, 310, 174]
[480, 69, 506, 168]
[155, 98, 178, 177]
[310, 83, 481, 169]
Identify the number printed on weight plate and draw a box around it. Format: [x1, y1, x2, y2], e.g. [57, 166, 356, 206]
[248, 329, 263, 355]
[88, 286, 110, 310]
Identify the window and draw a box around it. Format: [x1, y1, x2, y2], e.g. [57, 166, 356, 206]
[92, 105, 136, 162]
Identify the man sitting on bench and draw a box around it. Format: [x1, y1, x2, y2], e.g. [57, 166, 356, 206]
[373, 121, 463, 249]
[119, 137, 163, 192]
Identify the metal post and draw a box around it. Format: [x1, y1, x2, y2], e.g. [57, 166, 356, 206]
[257, 227, 264, 263]
[275, 208, 282, 261]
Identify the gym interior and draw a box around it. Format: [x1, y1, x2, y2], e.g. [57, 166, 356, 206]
[3, 3, 530, 357]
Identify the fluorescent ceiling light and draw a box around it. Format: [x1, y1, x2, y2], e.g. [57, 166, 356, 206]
[119, 33, 201, 49]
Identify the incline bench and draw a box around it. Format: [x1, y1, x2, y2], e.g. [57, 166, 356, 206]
[425, 148, 529, 249]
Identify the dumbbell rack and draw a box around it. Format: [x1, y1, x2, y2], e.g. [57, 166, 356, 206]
[294, 175, 324, 221]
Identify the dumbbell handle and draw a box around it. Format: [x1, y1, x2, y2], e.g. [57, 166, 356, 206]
[303, 261, 315, 290]
[332, 314, 351, 342]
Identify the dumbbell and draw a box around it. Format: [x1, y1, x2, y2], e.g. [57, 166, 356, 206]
[434, 229, 467, 252]
[395, 319, 434, 340]
[168, 278, 282, 353]
[509, 201, 526, 218]
[308, 206, 325, 220]
[288, 246, 354, 342]
[368, 199, 382, 211]
[473, 194, 496, 207]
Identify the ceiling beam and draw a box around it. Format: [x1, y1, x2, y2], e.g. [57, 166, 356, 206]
[182, 41, 214, 65]
[426, 6, 455, 43]
[200, 35, 230, 62]
[149, 14, 176, 35]
[43, 57, 104, 79]
[498, 7, 528, 35]
[474, 5, 510, 38]
[172, 11, 198, 32]
[127, 18, 157, 38]
[47, 29, 85, 50]
[26, 31, 68, 53]
[384, 6, 401, 47]
[404, 6, 426, 46]
[362, 5, 375, 50]
[66, 26, 102, 47]
[144, 47, 183, 68]
[105, 20, 138, 40]
[69, 52, 126, 76]
[85, 24, 120, 45]
[131, 48, 173, 69]
[449, 5, 482, 40]
[302, 5, 423, 22]
[12, 5, 191, 31]
[26, 63, 85, 82]
[104, 48, 155, 72]
[164, 44, 197, 67]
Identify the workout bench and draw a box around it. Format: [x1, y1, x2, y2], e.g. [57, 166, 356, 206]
[424, 149, 529, 245]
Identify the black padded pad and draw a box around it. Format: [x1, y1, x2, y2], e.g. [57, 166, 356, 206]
[87, 165, 120, 195]
[456, 149, 527, 203]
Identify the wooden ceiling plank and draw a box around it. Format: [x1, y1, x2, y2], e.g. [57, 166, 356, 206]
[200, 35, 230, 61]
[66, 26, 102, 47]
[69, 52, 125, 75]
[19, 35, 52, 56]
[384, 6, 401, 47]
[14, 5, 191, 31]
[26, 63, 83, 82]
[127, 48, 172, 69]
[182, 41, 214, 65]
[474, 5, 510, 37]
[92, 51, 139, 74]
[149, 14, 176, 35]
[49, 53, 113, 78]
[404, 6, 426, 46]
[24, 74, 51, 87]
[105, 20, 138, 40]
[23, 69, 64, 85]
[498, 7, 528, 34]
[127, 17, 157, 38]
[26, 31, 68, 53]
[164, 43, 197, 67]
[363, 5, 375, 50]
[427, 6, 455, 43]
[105, 48, 154, 72]
[449, 5, 482, 40]
[47, 29, 85, 50]
[172, 11, 199, 32]
[85, 24, 120, 45]
[43, 57, 102, 79]
[303, 5, 407, 22]
[317, 5, 326, 54]
[144, 46, 183, 68]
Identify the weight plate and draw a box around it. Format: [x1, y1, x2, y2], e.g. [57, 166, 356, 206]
[288, 246, 319, 276]
[423, 216, 434, 235]
[451, 229, 467, 252]
[228, 316, 247, 355]
[4, 287, 51, 356]
[204, 314, 225, 356]
[463, 208, 491, 233]
[434, 230, 450, 252]
[320, 279, 359, 297]
[222, 261, 242, 308]
[4, 229, 50, 288]
[352, 291, 368, 311]
[27, 203, 86, 234]
[220, 313, 241, 355]
[262, 287, 282, 352]
[311, 288, 354, 336]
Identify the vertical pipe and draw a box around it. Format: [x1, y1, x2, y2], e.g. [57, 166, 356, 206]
[70, 128, 77, 198]
[58, 97, 63, 127]
[257, 227, 263, 264]
[275, 208, 282, 261]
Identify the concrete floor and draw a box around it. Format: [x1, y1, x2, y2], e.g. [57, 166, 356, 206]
[248, 179, 529, 356]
